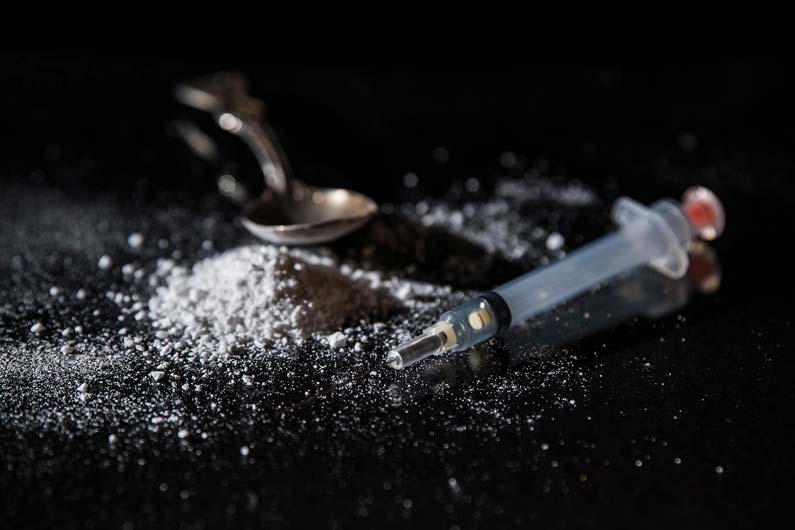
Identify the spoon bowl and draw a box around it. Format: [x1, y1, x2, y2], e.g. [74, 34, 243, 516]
[241, 187, 378, 245]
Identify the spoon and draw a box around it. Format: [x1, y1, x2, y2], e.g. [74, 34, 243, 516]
[174, 72, 378, 245]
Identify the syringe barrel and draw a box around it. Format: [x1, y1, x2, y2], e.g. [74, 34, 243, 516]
[494, 198, 693, 325]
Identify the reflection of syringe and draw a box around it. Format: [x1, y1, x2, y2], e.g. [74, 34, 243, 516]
[386, 187, 725, 370]
[503, 240, 721, 355]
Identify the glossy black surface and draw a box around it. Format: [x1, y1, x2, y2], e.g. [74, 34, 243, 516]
[1, 57, 793, 529]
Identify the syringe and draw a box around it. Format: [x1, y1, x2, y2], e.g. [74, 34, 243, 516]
[385, 186, 725, 370]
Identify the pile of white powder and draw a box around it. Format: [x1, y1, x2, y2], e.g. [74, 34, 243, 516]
[146, 245, 449, 361]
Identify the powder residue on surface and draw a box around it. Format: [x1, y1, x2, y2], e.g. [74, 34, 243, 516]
[403, 177, 597, 261]
[1, 173, 599, 442]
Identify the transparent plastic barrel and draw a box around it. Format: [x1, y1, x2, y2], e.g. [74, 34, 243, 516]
[494, 199, 690, 324]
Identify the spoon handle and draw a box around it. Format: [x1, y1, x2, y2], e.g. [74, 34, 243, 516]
[226, 117, 292, 195]
[170, 119, 250, 206]
[175, 72, 296, 196]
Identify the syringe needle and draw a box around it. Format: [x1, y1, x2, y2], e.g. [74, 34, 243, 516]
[386, 186, 725, 370]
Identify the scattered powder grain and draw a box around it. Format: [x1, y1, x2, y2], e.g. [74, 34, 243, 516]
[127, 232, 145, 249]
[97, 255, 113, 270]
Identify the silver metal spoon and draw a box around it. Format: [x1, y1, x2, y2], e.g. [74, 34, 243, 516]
[174, 72, 378, 245]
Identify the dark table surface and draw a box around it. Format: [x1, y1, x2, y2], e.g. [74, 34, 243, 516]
[1, 56, 793, 529]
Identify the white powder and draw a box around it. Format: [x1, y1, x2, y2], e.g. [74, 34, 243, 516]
[147, 245, 445, 361]
[404, 177, 595, 261]
[127, 232, 145, 249]
[326, 331, 348, 348]
[97, 255, 113, 270]
[546, 232, 565, 251]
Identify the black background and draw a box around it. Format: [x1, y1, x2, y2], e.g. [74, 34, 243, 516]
[1, 54, 794, 528]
